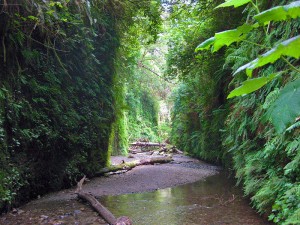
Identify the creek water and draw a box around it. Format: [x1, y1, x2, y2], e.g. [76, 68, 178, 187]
[0, 169, 272, 224]
[99, 173, 271, 225]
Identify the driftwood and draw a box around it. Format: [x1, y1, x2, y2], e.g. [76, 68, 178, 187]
[159, 146, 183, 154]
[130, 142, 166, 147]
[96, 156, 173, 176]
[96, 161, 138, 176]
[75, 157, 173, 224]
[75, 176, 132, 225]
[138, 156, 173, 165]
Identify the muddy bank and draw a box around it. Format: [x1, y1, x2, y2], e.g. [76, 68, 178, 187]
[0, 154, 220, 224]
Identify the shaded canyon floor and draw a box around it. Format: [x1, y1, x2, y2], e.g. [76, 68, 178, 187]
[0, 154, 271, 225]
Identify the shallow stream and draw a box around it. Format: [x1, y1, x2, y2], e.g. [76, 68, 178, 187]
[0, 166, 272, 225]
[100, 173, 271, 225]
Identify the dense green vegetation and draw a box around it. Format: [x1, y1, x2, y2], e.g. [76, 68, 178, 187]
[0, 0, 299, 224]
[168, 0, 300, 224]
[0, 0, 162, 211]
[167, 0, 243, 163]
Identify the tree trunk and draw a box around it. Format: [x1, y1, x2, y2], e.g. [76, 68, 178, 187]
[75, 176, 132, 225]
[130, 142, 166, 147]
[96, 156, 173, 176]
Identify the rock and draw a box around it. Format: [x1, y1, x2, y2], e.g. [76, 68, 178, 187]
[11, 208, 18, 214]
[17, 210, 25, 215]
[73, 210, 82, 214]
[40, 215, 49, 220]
[115, 216, 132, 225]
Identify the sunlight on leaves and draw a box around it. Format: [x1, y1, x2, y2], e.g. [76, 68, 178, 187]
[195, 37, 215, 51]
[195, 24, 257, 52]
[227, 73, 278, 98]
[254, 1, 300, 25]
[234, 35, 300, 76]
[216, 0, 252, 8]
[213, 24, 256, 52]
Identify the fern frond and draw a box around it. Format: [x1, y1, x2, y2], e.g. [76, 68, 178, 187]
[285, 138, 300, 156]
[263, 88, 280, 109]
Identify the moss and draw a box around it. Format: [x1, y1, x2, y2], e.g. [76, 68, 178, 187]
[0, 1, 117, 211]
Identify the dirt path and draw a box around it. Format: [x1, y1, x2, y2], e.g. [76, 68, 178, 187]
[0, 153, 220, 224]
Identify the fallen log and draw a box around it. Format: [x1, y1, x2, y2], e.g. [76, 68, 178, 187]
[96, 161, 138, 176]
[96, 157, 173, 176]
[130, 142, 166, 147]
[159, 146, 183, 154]
[138, 156, 173, 165]
[75, 176, 132, 225]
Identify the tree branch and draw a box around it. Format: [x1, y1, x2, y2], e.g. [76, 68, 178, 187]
[137, 61, 176, 84]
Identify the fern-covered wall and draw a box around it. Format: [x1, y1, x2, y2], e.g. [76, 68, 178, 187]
[126, 87, 160, 142]
[167, 0, 242, 163]
[221, 1, 300, 223]
[0, 1, 118, 211]
[168, 0, 300, 224]
[0, 0, 161, 212]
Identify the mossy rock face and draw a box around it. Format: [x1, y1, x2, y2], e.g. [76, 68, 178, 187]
[167, 0, 300, 223]
[0, 1, 117, 211]
[0, 171, 6, 210]
[0, 0, 162, 212]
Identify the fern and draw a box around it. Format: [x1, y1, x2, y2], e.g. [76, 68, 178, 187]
[263, 136, 283, 159]
[283, 208, 300, 225]
[252, 177, 285, 213]
[272, 184, 300, 224]
[244, 177, 265, 196]
[284, 152, 300, 176]
[224, 31, 261, 71]
[285, 138, 300, 156]
[263, 88, 280, 109]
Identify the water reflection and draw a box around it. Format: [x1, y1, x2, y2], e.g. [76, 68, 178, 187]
[100, 173, 272, 225]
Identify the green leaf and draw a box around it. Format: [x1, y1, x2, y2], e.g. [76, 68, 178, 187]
[227, 73, 278, 99]
[195, 37, 215, 51]
[286, 121, 300, 132]
[283, 208, 300, 225]
[266, 79, 300, 133]
[216, 0, 252, 8]
[254, 1, 300, 25]
[0, 89, 4, 99]
[195, 24, 256, 52]
[234, 35, 300, 76]
[0, 87, 8, 99]
[213, 24, 256, 52]
[27, 15, 38, 21]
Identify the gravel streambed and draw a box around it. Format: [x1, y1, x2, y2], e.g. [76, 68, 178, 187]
[0, 153, 220, 224]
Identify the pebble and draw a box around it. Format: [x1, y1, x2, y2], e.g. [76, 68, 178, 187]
[74, 210, 82, 214]
[40, 215, 49, 220]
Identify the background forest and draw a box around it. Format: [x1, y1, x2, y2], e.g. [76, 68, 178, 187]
[0, 0, 299, 224]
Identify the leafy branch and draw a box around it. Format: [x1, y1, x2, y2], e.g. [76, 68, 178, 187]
[195, 0, 300, 133]
[196, 1, 300, 93]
